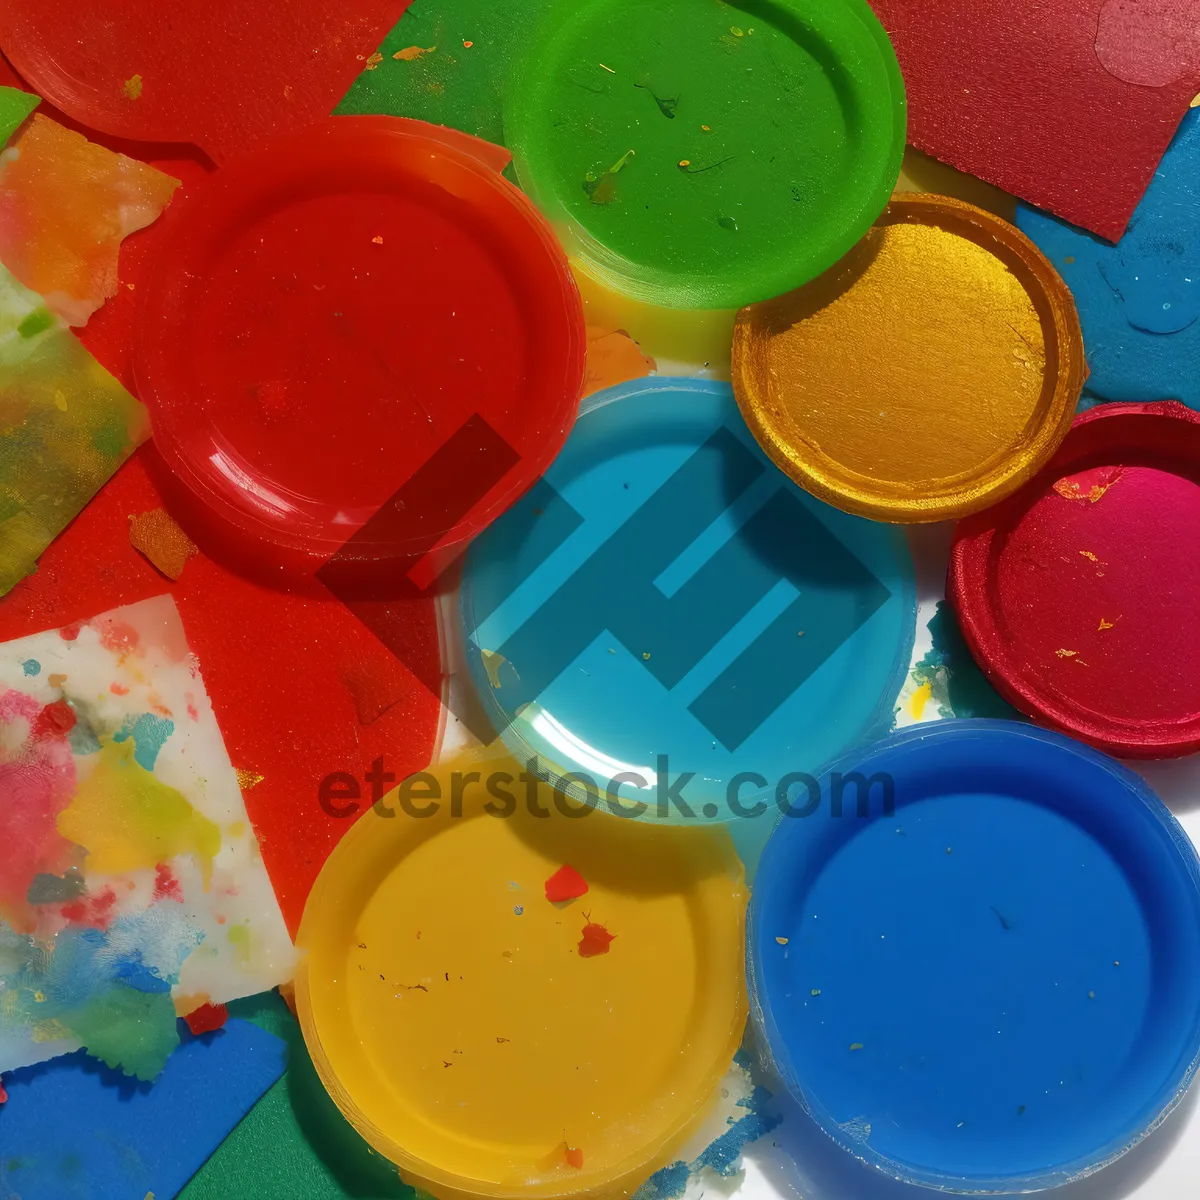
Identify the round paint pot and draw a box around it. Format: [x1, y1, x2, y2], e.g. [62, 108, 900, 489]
[459, 378, 916, 826]
[505, 0, 906, 310]
[750, 720, 1200, 1192]
[950, 401, 1200, 759]
[295, 749, 748, 1199]
[135, 117, 585, 567]
[732, 195, 1087, 522]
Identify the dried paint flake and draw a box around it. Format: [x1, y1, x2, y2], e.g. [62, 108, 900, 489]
[1056, 648, 1079, 658]
[394, 45, 436, 62]
[849, 1042, 864, 1051]
[123, 75, 143, 100]
[364, 52, 384, 70]
[565, 1146, 584, 1169]
[128, 508, 197, 581]
[579, 918, 616, 957]
[545, 864, 589, 903]
[775, 936, 789, 945]
[235, 768, 265, 790]
[1052, 467, 1124, 504]
[184, 1001, 229, 1035]
[1098, 617, 1116, 631]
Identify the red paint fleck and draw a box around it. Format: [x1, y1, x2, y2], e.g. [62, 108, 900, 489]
[578, 919, 616, 958]
[59, 623, 82, 642]
[186, 696, 199, 721]
[185, 1001, 229, 1035]
[110, 682, 130, 696]
[565, 1146, 584, 1169]
[0, 1082, 7, 1104]
[545, 865, 589, 903]
[60, 886, 118, 929]
[34, 699, 76, 739]
[153, 862, 184, 903]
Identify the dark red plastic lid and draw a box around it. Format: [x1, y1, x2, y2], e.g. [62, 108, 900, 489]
[950, 402, 1200, 759]
[135, 116, 585, 566]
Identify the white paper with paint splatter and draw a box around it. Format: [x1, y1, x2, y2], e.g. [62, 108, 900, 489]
[0, 594, 295, 1080]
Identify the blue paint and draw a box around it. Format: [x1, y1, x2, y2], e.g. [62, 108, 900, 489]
[20, 659, 39, 677]
[634, 1160, 691, 1200]
[112, 712, 175, 771]
[693, 1108, 783, 1176]
[461, 379, 916, 824]
[0, 1017, 286, 1200]
[750, 721, 1200, 1190]
[1017, 108, 1200, 410]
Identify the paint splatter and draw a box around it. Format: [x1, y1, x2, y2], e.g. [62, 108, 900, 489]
[123, 75, 143, 100]
[545, 864, 589, 902]
[59, 885, 118, 929]
[234, 768, 265, 791]
[394, 45, 436, 61]
[583, 150, 635, 205]
[153, 863, 183, 904]
[112, 712, 175, 771]
[21, 659, 39, 677]
[514, 905, 524, 916]
[907, 602, 1023, 720]
[579, 919, 616, 957]
[128, 508, 197, 581]
[57, 740, 221, 884]
[363, 52, 384, 70]
[565, 1146, 584, 1168]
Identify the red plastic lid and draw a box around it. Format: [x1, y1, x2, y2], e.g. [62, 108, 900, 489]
[950, 401, 1200, 759]
[0, 0, 411, 163]
[135, 117, 585, 565]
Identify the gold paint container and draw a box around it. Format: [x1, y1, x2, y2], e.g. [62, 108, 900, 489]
[732, 195, 1087, 523]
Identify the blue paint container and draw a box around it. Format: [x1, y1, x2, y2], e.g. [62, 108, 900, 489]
[750, 720, 1200, 1191]
[459, 378, 916, 828]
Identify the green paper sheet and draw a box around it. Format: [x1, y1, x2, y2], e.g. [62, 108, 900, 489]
[180, 992, 415, 1200]
[0, 264, 149, 596]
[0, 84, 38, 146]
[336, 0, 554, 149]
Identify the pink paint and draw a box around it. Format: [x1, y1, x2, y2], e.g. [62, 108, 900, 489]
[110, 682, 130, 696]
[153, 862, 184, 904]
[1095, 0, 1200, 87]
[59, 622, 82, 641]
[0, 687, 41, 724]
[0, 711, 78, 930]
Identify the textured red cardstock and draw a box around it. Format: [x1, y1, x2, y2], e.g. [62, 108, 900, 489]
[0, 73, 442, 931]
[0, 0, 411, 163]
[869, 0, 1200, 241]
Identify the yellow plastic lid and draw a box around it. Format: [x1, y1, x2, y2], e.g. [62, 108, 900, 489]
[295, 749, 748, 1198]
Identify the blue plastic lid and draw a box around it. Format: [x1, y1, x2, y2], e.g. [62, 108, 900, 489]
[750, 720, 1200, 1191]
[460, 378, 916, 828]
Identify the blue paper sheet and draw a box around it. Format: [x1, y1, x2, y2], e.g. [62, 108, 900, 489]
[0, 1015, 287, 1200]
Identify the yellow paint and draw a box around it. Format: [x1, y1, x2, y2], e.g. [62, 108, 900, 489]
[296, 751, 747, 1198]
[480, 649, 509, 690]
[909, 680, 933, 720]
[57, 741, 221, 885]
[733, 196, 1085, 522]
[1098, 618, 1117, 631]
[228, 923, 252, 964]
[234, 770, 263, 791]
[1056, 649, 1078, 659]
[123, 75, 143, 100]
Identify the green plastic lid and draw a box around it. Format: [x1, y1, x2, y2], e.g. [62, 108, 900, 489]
[0, 85, 38, 147]
[506, 0, 906, 310]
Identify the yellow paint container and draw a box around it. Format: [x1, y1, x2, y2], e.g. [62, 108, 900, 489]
[296, 751, 748, 1199]
[733, 195, 1086, 523]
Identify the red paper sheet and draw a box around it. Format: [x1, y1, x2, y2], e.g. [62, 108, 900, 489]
[869, 0, 1200, 241]
[0, 68, 442, 932]
[0, 0, 412, 163]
